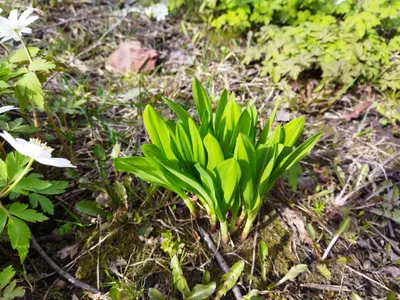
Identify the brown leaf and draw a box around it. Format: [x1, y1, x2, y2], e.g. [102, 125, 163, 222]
[57, 243, 79, 259]
[281, 207, 312, 244]
[342, 100, 372, 120]
[106, 41, 159, 74]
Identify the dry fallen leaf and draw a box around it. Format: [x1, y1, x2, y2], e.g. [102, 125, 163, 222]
[378, 266, 400, 279]
[106, 41, 159, 74]
[342, 100, 372, 120]
[281, 207, 312, 244]
[57, 243, 80, 259]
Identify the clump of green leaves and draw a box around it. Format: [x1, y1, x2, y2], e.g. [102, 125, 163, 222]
[197, 0, 400, 91]
[0, 152, 68, 261]
[115, 78, 320, 242]
[0, 266, 25, 300]
[0, 47, 57, 112]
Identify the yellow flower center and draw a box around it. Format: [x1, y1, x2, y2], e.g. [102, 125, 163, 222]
[29, 138, 54, 154]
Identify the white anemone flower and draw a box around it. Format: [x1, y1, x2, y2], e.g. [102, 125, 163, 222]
[151, 3, 168, 22]
[0, 131, 76, 168]
[0, 8, 39, 42]
[0, 106, 18, 114]
[336, 0, 345, 3]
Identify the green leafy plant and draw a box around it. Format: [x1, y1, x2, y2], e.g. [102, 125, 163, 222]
[0, 266, 25, 300]
[115, 78, 321, 242]
[149, 255, 243, 300]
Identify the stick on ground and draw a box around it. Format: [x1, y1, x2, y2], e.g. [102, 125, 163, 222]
[198, 226, 243, 300]
[31, 235, 102, 295]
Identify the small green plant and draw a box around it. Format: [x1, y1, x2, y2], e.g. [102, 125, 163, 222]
[115, 78, 321, 242]
[0, 266, 25, 300]
[148, 255, 243, 300]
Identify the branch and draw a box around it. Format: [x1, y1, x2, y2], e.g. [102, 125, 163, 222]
[198, 226, 243, 300]
[31, 235, 102, 295]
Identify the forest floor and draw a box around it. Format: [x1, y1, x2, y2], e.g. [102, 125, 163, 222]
[1, 1, 400, 299]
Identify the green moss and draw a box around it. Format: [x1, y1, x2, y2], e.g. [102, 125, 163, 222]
[45, 287, 69, 300]
[75, 224, 164, 285]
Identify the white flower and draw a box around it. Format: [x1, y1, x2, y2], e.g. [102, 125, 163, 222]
[144, 6, 153, 17]
[151, 3, 168, 22]
[0, 131, 76, 168]
[336, 0, 346, 4]
[0, 8, 39, 42]
[0, 106, 18, 114]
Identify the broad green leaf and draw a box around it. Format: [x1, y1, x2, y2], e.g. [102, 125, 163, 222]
[38, 181, 68, 195]
[214, 89, 228, 137]
[281, 117, 305, 148]
[234, 134, 256, 210]
[215, 158, 241, 218]
[143, 144, 215, 209]
[217, 96, 242, 154]
[7, 216, 31, 262]
[192, 78, 212, 127]
[15, 71, 44, 110]
[75, 200, 107, 217]
[29, 59, 55, 72]
[148, 288, 166, 300]
[8, 203, 48, 223]
[187, 282, 217, 300]
[275, 264, 307, 287]
[257, 100, 279, 147]
[0, 159, 7, 181]
[228, 109, 252, 152]
[9, 47, 40, 63]
[188, 118, 206, 166]
[29, 193, 54, 215]
[163, 96, 191, 130]
[143, 105, 178, 165]
[12, 176, 52, 194]
[0, 266, 15, 290]
[6, 152, 30, 183]
[203, 134, 224, 172]
[171, 255, 190, 298]
[175, 122, 194, 164]
[216, 261, 244, 299]
[286, 162, 302, 191]
[270, 132, 322, 183]
[316, 264, 331, 280]
[0, 207, 7, 234]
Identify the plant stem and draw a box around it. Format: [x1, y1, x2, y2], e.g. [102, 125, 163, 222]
[210, 213, 217, 233]
[235, 209, 246, 228]
[44, 103, 70, 159]
[0, 142, 7, 160]
[0, 42, 10, 54]
[181, 194, 197, 218]
[18, 35, 32, 63]
[18, 33, 40, 129]
[0, 158, 34, 198]
[220, 220, 229, 244]
[241, 213, 257, 241]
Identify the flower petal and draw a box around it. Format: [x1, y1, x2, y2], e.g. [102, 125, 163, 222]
[8, 10, 18, 24]
[36, 157, 76, 168]
[18, 8, 34, 24]
[0, 106, 18, 114]
[20, 27, 32, 34]
[20, 15, 38, 28]
[0, 131, 28, 156]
